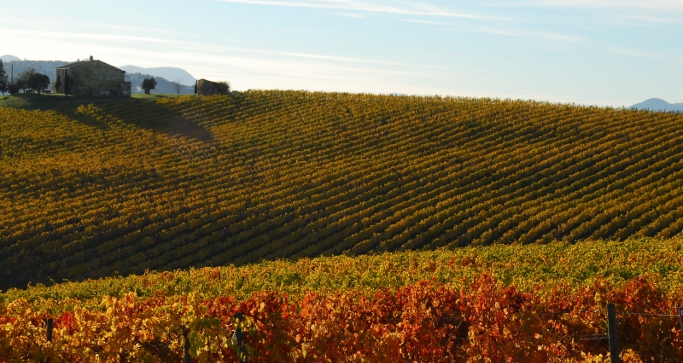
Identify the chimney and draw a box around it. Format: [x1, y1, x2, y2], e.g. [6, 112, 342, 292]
[90, 55, 93, 61]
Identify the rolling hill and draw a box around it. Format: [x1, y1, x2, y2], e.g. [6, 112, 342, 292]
[2, 91, 683, 290]
[629, 98, 683, 112]
[0, 54, 21, 62]
[119, 65, 197, 86]
[126, 72, 195, 95]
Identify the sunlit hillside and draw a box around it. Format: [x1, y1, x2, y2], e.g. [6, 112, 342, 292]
[2, 91, 683, 289]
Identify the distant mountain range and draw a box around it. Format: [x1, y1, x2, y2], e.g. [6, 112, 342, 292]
[0, 55, 198, 93]
[629, 98, 683, 112]
[0, 54, 21, 62]
[126, 72, 195, 95]
[0, 56, 69, 84]
[120, 66, 196, 86]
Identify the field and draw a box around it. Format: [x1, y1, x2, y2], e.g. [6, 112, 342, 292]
[2, 91, 683, 361]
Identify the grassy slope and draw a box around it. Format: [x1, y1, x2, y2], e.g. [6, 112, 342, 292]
[1, 90, 683, 290]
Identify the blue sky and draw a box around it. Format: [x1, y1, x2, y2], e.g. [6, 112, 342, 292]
[1, 0, 681, 106]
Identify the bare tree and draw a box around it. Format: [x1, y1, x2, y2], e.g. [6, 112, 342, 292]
[172, 79, 182, 96]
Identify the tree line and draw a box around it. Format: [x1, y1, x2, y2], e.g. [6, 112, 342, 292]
[0, 60, 51, 95]
[0, 61, 158, 96]
[0, 61, 214, 97]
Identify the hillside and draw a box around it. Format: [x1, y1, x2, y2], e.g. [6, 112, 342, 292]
[0, 55, 21, 62]
[2, 91, 683, 289]
[120, 65, 197, 86]
[0, 59, 70, 85]
[629, 98, 683, 112]
[127, 72, 195, 95]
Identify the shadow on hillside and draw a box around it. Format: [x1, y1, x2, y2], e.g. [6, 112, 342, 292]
[1, 93, 125, 111]
[68, 107, 111, 130]
[106, 100, 215, 143]
[36, 96, 216, 143]
[1, 94, 214, 143]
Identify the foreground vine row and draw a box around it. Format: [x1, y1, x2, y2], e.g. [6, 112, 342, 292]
[3, 238, 682, 307]
[3, 238, 683, 361]
[2, 276, 682, 362]
[2, 92, 683, 288]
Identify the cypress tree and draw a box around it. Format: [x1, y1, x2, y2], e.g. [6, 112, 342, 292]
[0, 60, 8, 96]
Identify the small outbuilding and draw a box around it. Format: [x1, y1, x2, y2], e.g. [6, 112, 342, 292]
[196, 79, 229, 96]
[55, 56, 131, 97]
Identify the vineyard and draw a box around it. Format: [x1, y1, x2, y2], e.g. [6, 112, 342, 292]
[2, 238, 683, 361]
[2, 91, 683, 289]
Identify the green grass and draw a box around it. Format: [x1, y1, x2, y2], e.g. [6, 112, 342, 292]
[132, 93, 186, 100]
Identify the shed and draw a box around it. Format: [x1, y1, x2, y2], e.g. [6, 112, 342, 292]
[197, 79, 229, 96]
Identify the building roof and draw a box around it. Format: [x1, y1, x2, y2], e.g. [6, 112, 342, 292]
[56, 59, 125, 73]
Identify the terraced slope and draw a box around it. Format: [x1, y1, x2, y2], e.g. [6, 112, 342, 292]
[1, 91, 683, 289]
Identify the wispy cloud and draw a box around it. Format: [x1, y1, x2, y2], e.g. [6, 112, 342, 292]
[2, 27, 418, 67]
[3, 29, 438, 75]
[464, 26, 583, 43]
[334, 12, 365, 19]
[216, 0, 498, 20]
[401, 19, 441, 25]
[492, 0, 683, 11]
[2, 22, 448, 96]
[533, 31, 582, 42]
[473, 26, 518, 37]
[1, 28, 180, 48]
[610, 48, 660, 59]
[612, 14, 683, 25]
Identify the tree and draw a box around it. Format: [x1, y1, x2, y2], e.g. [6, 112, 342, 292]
[14, 69, 51, 94]
[8, 84, 19, 95]
[141, 77, 157, 95]
[0, 60, 8, 96]
[216, 81, 230, 94]
[54, 74, 61, 93]
[16, 68, 35, 93]
[172, 79, 182, 96]
[28, 73, 50, 94]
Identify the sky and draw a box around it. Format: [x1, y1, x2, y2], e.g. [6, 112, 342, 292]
[1, 0, 681, 107]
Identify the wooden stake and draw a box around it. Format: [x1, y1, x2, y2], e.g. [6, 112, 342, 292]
[607, 303, 620, 363]
[183, 330, 192, 363]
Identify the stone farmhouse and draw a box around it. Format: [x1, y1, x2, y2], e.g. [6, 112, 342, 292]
[55, 56, 131, 97]
[197, 79, 229, 96]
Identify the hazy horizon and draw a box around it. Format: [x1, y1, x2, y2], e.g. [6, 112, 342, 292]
[2, 0, 682, 107]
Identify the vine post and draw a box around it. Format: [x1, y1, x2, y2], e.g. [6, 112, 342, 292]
[607, 303, 620, 363]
